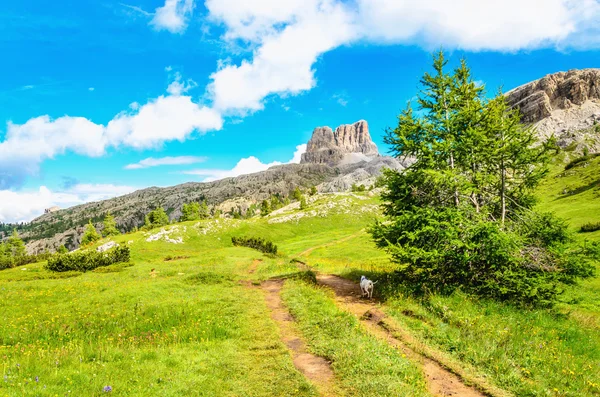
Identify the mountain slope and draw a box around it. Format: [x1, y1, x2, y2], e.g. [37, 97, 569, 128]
[16, 121, 407, 253]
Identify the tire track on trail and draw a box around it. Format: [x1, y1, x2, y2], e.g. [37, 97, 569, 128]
[261, 280, 338, 397]
[298, 229, 365, 257]
[317, 274, 509, 397]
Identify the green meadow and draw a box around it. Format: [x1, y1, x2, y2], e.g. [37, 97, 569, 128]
[1, 189, 599, 396]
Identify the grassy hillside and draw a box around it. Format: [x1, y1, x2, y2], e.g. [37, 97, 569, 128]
[537, 152, 600, 239]
[1, 191, 599, 396]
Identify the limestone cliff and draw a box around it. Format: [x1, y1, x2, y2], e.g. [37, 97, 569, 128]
[301, 120, 379, 165]
[506, 69, 600, 152]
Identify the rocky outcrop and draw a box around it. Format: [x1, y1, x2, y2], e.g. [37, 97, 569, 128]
[506, 69, 600, 123]
[506, 69, 600, 153]
[301, 120, 379, 165]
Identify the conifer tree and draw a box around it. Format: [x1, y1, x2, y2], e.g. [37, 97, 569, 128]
[7, 229, 26, 258]
[372, 51, 592, 306]
[81, 221, 100, 246]
[102, 213, 120, 237]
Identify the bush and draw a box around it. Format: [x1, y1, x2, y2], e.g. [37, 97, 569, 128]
[581, 221, 600, 233]
[300, 196, 308, 210]
[231, 236, 278, 255]
[46, 246, 130, 272]
[0, 251, 52, 271]
[351, 183, 366, 192]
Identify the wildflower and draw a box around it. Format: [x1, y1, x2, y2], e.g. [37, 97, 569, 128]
[103, 385, 112, 393]
[35, 376, 39, 382]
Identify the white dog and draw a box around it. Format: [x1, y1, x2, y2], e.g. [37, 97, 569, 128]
[360, 275, 377, 299]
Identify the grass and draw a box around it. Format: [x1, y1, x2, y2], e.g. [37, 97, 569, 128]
[281, 279, 428, 397]
[1, 190, 600, 396]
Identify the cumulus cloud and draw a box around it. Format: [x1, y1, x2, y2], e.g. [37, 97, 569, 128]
[150, 0, 195, 33]
[204, 0, 600, 116]
[206, 0, 356, 113]
[0, 76, 223, 188]
[125, 155, 207, 169]
[0, 184, 137, 223]
[182, 144, 306, 182]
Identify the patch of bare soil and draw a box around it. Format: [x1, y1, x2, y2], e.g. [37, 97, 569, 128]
[261, 280, 337, 396]
[248, 259, 263, 274]
[317, 274, 489, 397]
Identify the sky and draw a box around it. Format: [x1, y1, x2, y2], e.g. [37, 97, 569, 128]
[1, 0, 599, 223]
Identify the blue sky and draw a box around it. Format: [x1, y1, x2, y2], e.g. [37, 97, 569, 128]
[1, 0, 599, 222]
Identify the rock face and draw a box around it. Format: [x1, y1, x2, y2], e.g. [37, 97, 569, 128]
[506, 69, 600, 123]
[506, 69, 600, 153]
[301, 120, 379, 165]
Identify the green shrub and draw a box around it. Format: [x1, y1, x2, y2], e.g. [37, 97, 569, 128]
[231, 236, 278, 255]
[46, 246, 130, 272]
[351, 183, 366, 192]
[300, 196, 308, 210]
[581, 221, 600, 233]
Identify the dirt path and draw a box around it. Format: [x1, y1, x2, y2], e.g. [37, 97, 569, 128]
[317, 274, 488, 397]
[261, 280, 337, 396]
[297, 229, 365, 257]
[248, 259, 262, 274]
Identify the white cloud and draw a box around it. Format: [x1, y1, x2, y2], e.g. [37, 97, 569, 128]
[206, 0, 357, 113]
[125, 155, 207, 169]
[0, 184, 137, 223]
[0, 74, 223, 188]
[182, 143, 306, 182]
[332, 92, 349, 107]
[166, 72, 198, 96]
[150, 0, 195, 34]
[88, 87, 95, 91]
[204, 0, 600, 116]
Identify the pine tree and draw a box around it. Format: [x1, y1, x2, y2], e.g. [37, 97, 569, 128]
[7, 229, 26, 258]
[81, 221, 100, 246]
[198, 201, 210, 219]
[292, 187, 303, 201]
[180, 202, 200, 222]
[260, 199, 271, 216]
[149, 207, 170, 227]
[102, 213, 120, 237]
[372, 51, 589, 306]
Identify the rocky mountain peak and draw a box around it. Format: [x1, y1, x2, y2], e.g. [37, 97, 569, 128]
[301, 120, 379, 165]
[506, 68, 600, 123]
[506, 69, 600, 153]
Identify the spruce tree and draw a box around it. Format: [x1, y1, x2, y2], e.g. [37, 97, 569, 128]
[372, 51, 592, 306]
[7, 229, 26, 258]
[102, 213, 120, 237]
[260, 199, 271, 216]
[198, 201, 210, 219]
[81, 221, 100, 246]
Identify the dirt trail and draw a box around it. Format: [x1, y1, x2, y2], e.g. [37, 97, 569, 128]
[317, 274, 487, 397]
[261, 280, 337, 397]
[248, 259, 262, 274]
[298, 229, 365, 257]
